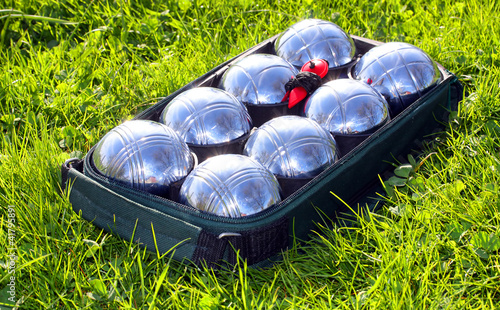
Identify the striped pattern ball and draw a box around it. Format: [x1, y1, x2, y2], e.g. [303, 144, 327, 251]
[244, 116, 338, 178]
[352, 42, 441, 116]
[160, 87, 252, 145]
[179, 154, 281, 217]
[304, 79, 390, 135]
[93, 120, 194, 196]
[275, 19, 355, 69]
[219, 54, 298, 105]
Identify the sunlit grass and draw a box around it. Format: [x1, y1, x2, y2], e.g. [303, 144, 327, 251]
[0, 0, 499, 308]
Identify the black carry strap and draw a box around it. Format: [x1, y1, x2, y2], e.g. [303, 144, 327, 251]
[226, 216, 289, 266]
[191, 230, 231, 269]
[61, 158, 84, 192]
[192, 216, 289, 268]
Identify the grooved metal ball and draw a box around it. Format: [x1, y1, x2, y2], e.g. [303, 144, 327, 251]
[304, 79, 390, 135]
[275, 19, 355, 69]
[179, 154, 281, 217]
[160, 87, 252, 145]
[243, 116, 338, 178]
[92, 120, 194, 196]
[352, 42, 442, 116]
[219, 54, 299, 105]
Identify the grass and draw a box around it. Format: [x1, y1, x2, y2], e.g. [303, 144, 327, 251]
[0, 0, 499, 308]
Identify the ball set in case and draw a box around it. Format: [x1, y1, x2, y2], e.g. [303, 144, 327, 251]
[91, 18, 442, 218]
[352, 42, 442, 116]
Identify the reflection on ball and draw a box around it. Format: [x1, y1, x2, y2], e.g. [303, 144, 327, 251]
[160, 87, 252, 145]
[92, 120, 194, 196]
[304, 79, 390, 135]
[244, 116, 338, 178]
[219, 54, 298, 106]
[352, 42, 441, 116]
[179, 154, 281, 217]
[275, 19, 355, 69]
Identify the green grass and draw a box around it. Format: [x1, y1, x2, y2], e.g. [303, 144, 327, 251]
[1, 0, 499, 308]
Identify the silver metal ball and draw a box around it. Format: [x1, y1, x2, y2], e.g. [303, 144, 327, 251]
[179, 154, 281, 217]
[219, 54, 299, 105]
[243, 116, 338, 178]
[92, 120, 194, 196]
[352, 42, 442, 116]
[159, 87, 252, 145]
[275, 19, 355, 69]
[304, 79, 390, 135]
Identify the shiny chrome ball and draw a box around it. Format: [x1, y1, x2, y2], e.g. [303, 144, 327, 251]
[243, 116, 338, 178]
[275, 19, 355, 70]
[160, 87, 252, 145]
[219, 54, 298, 105]
[304, 79, 390, 135]
[92, 120, 194, 196]
[352, 42, 442, 116]
[179, 154, 281, 217]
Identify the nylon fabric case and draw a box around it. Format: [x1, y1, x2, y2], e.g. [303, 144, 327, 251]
[61, 34, 463, 268]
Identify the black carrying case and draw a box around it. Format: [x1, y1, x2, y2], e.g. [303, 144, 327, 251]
[61, 34, 463, 268]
